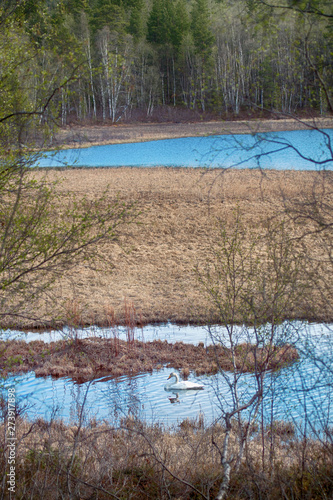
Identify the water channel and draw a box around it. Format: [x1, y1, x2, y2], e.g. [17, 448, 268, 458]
[3, 322, 333, 433]
[38, 128, 333, 170]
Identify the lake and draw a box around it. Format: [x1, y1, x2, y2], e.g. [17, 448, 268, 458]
[38, 128, 333, 170]
[3, 322, 333, 433]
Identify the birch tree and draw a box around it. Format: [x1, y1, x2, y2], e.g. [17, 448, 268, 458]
[196, 211, 308, 499]
[97, 26, 134, 122]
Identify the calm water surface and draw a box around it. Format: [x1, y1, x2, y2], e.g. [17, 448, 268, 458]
[38, 129, 333, 170]
[3, 322, 333, 431]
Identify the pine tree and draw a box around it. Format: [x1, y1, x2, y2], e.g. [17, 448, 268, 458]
[146, 0, 167, 46]
[89, 0, 127, 34]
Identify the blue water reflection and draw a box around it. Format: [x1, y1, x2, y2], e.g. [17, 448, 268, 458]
[3, 368, 216, 427]
[37, 129, 333, 170]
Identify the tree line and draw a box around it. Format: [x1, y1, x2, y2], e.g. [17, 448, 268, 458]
[1, 0, 332, 135]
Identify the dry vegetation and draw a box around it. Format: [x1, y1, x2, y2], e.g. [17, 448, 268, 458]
[53, 117, 333, 148]
[21, 166, 332, 329]
[2, 415, 333, 499]
[0, 335, 298, 382]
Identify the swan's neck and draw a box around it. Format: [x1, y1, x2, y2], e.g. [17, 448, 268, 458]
[172, 373, 179, 383]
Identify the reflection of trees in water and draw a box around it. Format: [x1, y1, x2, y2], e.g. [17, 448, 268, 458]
[102, 375, 143, 425]
[289, 325, 333, 438]
[68, 380, 96, 425]
[210, 325, 333, 436]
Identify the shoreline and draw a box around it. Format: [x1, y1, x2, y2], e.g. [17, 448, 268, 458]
[53, 117, 333, 149]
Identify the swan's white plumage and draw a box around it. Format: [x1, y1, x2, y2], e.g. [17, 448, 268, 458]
[164, 372, 204, 390]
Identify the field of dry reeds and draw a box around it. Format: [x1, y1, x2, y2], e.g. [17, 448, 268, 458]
[23, 166, 332, 329]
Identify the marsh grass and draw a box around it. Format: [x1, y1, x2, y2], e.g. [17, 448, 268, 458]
[124, 298, 136, 345]
[0, 336, 299, 382]
[53, 118, 333, 148]
[104, 303, 120, 356]
[13, 167, 332, 329]
[1, 414, 333, 499]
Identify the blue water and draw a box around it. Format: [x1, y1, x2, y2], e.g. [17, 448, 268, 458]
[37, 129, 333, 170]
[2, 322, 333, 433]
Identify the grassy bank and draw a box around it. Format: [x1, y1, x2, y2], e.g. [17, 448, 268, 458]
[53, 117, 333, 149]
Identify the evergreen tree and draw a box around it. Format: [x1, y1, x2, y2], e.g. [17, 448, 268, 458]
[146, 0, 190, 105]
[171, 0, 190, 54]
[147, 0, 189, 52]
[89, 0, 127, 33]
[146, 0, 168, 46]
[128, 0, 145, 41]
[191, 0, 214, 55]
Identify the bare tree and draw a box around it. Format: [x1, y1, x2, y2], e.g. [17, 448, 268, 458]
[196, 210, 308, 498]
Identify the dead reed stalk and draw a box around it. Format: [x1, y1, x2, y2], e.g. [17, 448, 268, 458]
[124, 298, 136, 345]
[104, 303, 119, 356]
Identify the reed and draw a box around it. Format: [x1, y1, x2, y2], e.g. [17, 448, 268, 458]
[104, 303, 119, 356]
[124, 298, 136, 345]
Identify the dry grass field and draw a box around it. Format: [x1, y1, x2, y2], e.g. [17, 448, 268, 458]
[25, 165, 330, 329]
[53, 117, 333, 148]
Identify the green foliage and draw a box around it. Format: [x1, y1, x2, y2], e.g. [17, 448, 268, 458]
[6, 354, 23, 367]
[147, 0, 189, 52]
[89, 0, 127, 33]
[128, 0, 145, 40]
[0, 20, 36, 145]
[191, 0, 214, 55]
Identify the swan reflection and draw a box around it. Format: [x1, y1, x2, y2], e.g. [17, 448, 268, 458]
[168, 392, 180, 404]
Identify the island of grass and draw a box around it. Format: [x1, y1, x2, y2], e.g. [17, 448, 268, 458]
[1, 336, 298, 383]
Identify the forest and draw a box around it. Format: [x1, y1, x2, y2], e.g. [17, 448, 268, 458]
[1, 0, 332, 140]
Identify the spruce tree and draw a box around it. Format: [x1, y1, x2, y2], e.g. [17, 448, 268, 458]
[191, 0, 214, 56]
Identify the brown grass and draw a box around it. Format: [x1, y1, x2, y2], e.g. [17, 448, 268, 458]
[53, 117, 333, 148]
[17, 166, 331, 329]
[0, 336, 298, 382]
[1, 415, 332, 499]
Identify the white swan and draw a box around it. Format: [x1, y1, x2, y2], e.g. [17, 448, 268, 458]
[164, 372, 204, 390]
